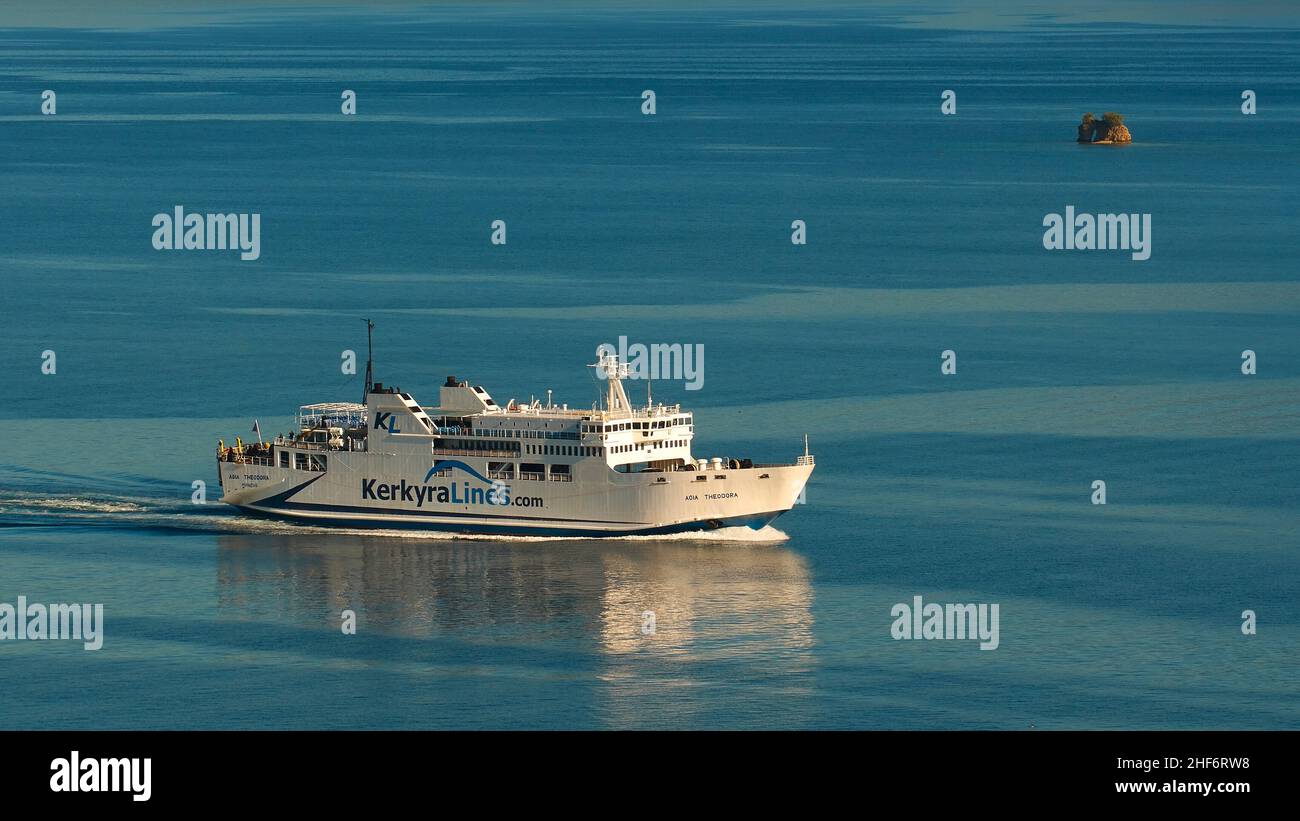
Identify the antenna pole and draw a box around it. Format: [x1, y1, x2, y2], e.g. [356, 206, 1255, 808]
[361, 318, 374, 403]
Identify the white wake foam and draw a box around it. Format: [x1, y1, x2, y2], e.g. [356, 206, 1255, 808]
[0, 495, 147, 514]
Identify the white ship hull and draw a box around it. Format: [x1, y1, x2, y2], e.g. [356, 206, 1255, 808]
[219, 453, 812, 537]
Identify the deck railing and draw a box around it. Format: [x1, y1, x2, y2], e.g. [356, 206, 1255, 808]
[226, 455, 274, 467]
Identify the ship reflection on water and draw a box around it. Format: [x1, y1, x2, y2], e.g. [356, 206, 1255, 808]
[215, 532, 816, 724]
[217, 533, 814, 650]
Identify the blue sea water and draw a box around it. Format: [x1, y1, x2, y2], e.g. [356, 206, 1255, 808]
[0, 5, 1297, 729]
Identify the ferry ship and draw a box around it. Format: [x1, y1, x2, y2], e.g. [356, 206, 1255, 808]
[216, 330, 814, 537]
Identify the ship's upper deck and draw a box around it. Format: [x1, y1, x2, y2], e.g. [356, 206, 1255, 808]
[421, 365, 688, 425]
[297, 398, 694, 431]
[282, 354, 701, 471]
[441, 401, 687, 422]
[221, 348, 803, 479]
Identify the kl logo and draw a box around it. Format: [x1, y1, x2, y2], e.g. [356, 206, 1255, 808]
[374, 412, 401, 433]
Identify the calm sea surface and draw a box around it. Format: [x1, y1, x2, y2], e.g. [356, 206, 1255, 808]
[0, 6, 1297, 728]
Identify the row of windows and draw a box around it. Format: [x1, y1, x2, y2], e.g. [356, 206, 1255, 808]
[526, 444, 586, 456]
[521, 441, 689, 458]
[609, 440, 687, 454]
[435, 439, 521, 454]
[581, 418, 692, 434]
[475, 427, 580, 440]
[441, 422, 694, 439]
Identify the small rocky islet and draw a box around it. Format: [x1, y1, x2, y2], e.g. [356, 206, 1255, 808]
[1076, 112, 1132, 144]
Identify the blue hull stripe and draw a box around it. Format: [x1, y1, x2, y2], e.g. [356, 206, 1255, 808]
[261, 495, 646, 526]
[237, 504, 786, 537]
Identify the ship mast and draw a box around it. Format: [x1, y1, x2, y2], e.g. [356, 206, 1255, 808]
[590, 351, 632, 417]
[361, 317, 374, 403]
